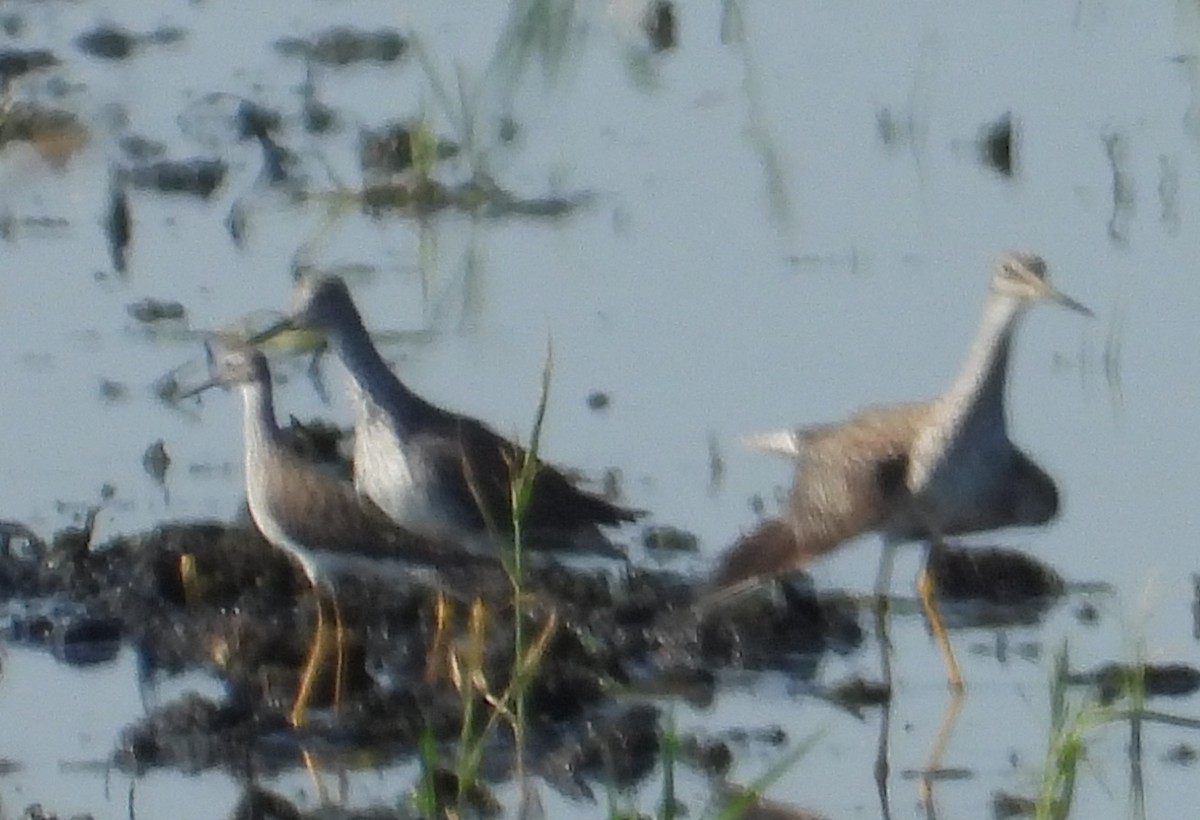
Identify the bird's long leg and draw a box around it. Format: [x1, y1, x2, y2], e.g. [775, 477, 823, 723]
[291, 588, 331, 728]
[916, 533, 965, 814]
[918, 540, 963, 693]
[290, 573, 348, 727]
[874, 535, 899, 604]
[898, 492, 963, 693]
[895, 501, 965, 811]
[296, 587, 341, 807]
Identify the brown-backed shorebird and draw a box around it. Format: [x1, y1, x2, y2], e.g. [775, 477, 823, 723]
[714, 251, 1091, 688]
[252, 275, 643, 555]
[184, 346, 502, 726]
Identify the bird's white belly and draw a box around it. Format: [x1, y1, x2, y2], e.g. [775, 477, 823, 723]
[353, 415, 447, 536]
[246, 475, 324, 586]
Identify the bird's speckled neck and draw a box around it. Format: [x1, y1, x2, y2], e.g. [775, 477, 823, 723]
[936, 290, 1026, 437]
[238, 376, 279, 473]
[324, 303, 429, 434]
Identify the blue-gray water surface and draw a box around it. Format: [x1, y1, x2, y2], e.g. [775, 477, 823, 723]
[2, 1, 1200, 817]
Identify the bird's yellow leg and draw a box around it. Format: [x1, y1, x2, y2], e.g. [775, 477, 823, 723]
[906, 498, 963, 693]
[915, 535, 965, 815]
[291, 590, 332, 728]
[917, 560, 963, 693]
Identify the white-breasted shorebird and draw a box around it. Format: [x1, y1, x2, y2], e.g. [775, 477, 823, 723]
[184, 346, 502, 726]
[252, 275, 643, 556]
[715, 251, 1092, 688]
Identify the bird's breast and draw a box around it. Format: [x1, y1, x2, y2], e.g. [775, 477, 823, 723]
[245, 467, 323, 586]
[353, 415, 451, 538]
[908, 423, 1020, 526]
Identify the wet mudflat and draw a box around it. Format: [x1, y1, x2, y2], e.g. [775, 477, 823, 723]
[2, 1, 1200, 819]
[0, 507, 861, 806]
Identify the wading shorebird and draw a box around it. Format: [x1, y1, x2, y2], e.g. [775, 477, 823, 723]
[251, 274, 643, 555]
[184, 346, 503, 727]
[714, 251, 1092, 688]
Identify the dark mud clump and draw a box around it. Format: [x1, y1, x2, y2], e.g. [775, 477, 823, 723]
[978, 112, 1017, 178]
[642, 524, 699, 554]
[360, 122, 459, 178]
[76, 25, 139, 60]
[927, 543, 1064, 627]
[1067, 661, 1200, 705]
[13, 805, 94, 820]
[349, 172, 583, 219]
[173, 95, 296, 188]
[694, 576, 862, 672]
[991, 790, 1036, 819]
[106, 177, 131, 273]
[0, 103, 88, 163]
[274, 28, 407, 66]
[127, 298, 186, 324]
[121, 158, 227, 199]
[0, 49, 58, 85]
[643, 0, 678, 52]
[0, 511, 859, 797]
[75, 24, 185, 61]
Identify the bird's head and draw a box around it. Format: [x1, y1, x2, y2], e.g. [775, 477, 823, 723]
[179, 344, 270, 399]
[990, 251, 1092, 317]
[287, 273, 358, 333]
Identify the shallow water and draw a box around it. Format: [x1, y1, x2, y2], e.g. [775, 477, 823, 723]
[2, 0, 1200, 817]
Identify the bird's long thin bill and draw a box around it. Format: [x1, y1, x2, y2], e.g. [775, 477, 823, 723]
[245, 317, 294, 346]
[1043, 284, 1093, 317]
[244, 319, 325, 354]
[177, 376, 221, 400]
[1052, 291, 1093, 317]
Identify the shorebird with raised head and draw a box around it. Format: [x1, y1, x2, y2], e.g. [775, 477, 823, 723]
[184, 345, 503, 726]
[251, 274, 643, 556]
[714, 251, 1092, 688]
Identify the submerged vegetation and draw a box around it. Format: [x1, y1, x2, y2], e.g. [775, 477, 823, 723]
[1023, 642, 1200, 820]
[415, 347, 560, 815]
[1035, 645, 1116, 820]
